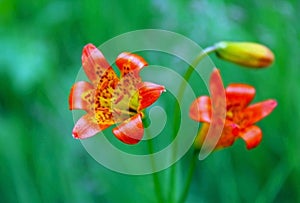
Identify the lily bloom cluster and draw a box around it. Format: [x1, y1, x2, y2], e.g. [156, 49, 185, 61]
[69, 44, 165, 144]
[69, 41, 276, 152]
[68, 41, 277, 203]
[190, 69, 277, 150]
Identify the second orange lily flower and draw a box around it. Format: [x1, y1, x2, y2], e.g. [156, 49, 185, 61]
[190, 69, 277, 150]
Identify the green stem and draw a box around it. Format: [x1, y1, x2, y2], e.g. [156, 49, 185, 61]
[147, 128, 164, 202]
[178, 150, 198, 203]
[168, 46, 218, 203]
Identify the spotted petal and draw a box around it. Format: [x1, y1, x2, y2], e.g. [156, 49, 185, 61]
[189, 96, 212, 123]
[138, 82, 165, 110]
[239, 125, 262, 149]
[72, 114, 111, 139]
[112, 113, 144, 144]
[209, 68, 226, 121]
[116, 52, 148, 78]
[242, 99, 277, 126]
[69, 81, 94, 112]
[82, 43, 118, 86]
[226, 84, 256, 109]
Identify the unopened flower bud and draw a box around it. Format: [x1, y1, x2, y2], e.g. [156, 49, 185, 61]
[215, 41, 274, 68]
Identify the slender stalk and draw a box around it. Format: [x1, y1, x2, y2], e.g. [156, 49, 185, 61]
[147, 127, 165, 202]
[178, 150, 198, 203]
[168, 46, 218, 203]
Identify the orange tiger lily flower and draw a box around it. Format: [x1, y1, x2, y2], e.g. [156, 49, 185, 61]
[190, 69, 277, 150]
[69, 44, 165, 144]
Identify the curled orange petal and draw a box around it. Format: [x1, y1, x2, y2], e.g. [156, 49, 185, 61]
[243, 99, 277, 126]
[69, 81, 94, 111]
[239, 125, 262, 149]
[138, 82, 165, 110]
[116, 52, 148, 78]
[82, 43, 117, 85]
[226, 84, 256, 109]
[72, 114, 110, 139]
[209, 68, 226, 120]
[210, 68, 225, 102]
[112, 113, 144, 144]
[189, 96, 212, 123]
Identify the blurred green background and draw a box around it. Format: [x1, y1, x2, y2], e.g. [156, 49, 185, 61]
[0, 0, 299, 202]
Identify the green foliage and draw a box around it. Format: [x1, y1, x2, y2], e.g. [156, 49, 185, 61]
[0, 0, 299, 202]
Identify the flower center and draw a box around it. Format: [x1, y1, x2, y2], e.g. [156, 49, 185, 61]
[226, 105, 248, 128]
